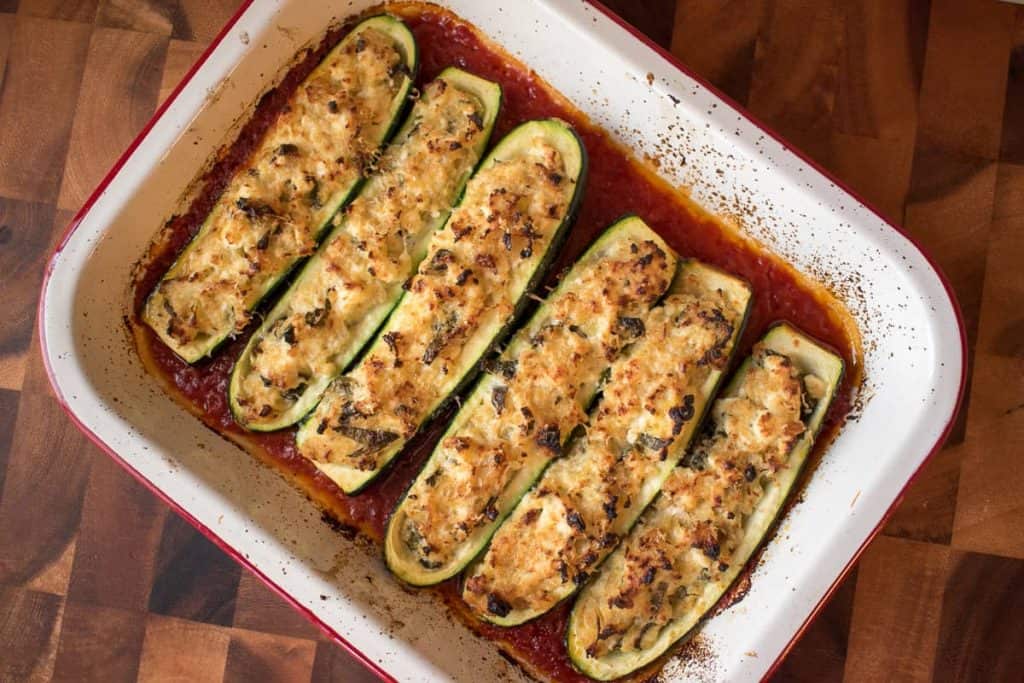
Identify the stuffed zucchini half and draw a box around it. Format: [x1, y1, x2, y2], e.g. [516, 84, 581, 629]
[143, 15, 418, 363]
[296, 118, 587, 493]
[462, 260, 752, 626]
[384, 216, 678, 587]
[567, 324, 844, 680]
[228, 68, 501, 430]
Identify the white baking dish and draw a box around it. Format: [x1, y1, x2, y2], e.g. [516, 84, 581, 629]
[39, 1, 966, 680]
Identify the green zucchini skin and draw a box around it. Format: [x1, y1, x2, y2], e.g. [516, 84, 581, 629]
[295, 118, 589, 495]
[566, 323, 845, 680]
[142, 15, 418, 364]
[383, 216, 679, 587]
[461, 259, 753, 627]
[227, 68, 502, 431]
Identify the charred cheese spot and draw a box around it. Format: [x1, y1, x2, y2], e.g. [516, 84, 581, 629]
[462, 287, 742, 620]
[576, 347, 812, 659]
[299, 131, 578, 486]
[231, 78, 488, 424]
[398, 236, 675, 577]
[145, 27, 407, 360]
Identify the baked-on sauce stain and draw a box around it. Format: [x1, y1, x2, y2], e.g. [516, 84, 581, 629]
[131, 5, 862, 681]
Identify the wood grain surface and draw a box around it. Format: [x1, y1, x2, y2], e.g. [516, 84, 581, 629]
[0, 1, 1021, 681]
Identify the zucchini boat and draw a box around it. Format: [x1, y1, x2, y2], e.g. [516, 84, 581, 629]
[228, 68, 502, 430]
[462, 260, 752, 626]
[296, 118, 587, 493]
[567, 324, 844, 680]
[143, 15, 418, 363]
[384, 216, 677, 586]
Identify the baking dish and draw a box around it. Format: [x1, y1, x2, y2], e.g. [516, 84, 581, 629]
[39, 1, 966, 680]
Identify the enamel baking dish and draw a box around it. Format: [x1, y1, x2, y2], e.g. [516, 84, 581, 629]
[39, 1, 966, 680]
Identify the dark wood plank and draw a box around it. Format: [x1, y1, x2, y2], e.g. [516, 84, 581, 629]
[932, 551, 1024, 682]
[903, 147, 999, 446]
[17, 0, 98, 22]
[147, 513, 241, 627]
[0, 15, 92, 204]
[0, 331, 94, 588]
[96, 0, 178, 35]
[232, 571, 321, 641]
[0, 585, 64, 681]
[51, 601, 146, 683]
[174, 0, 243, 43]
[999, 10, 1024, 164]
[67, 454, 168, 611]
[915, 0, 1016, 160]
[311, 640, 380, 683]
[745, 0, 843, 165]
[670, 0, 764, 106]
[770, 568, 858, 682]
[222, 629, 317, 683]
[599, 0, 677, 49]
[843, 537, 949, 681]
[136, 614, 230, 682]
[0, 197, 56, 391]
[0, 388, 18, 495]
[951, 162, 1024, 559]
[57, 26, 169, 211]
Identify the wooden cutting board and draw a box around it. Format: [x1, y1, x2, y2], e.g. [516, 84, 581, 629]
[0, 1, 1021, 680]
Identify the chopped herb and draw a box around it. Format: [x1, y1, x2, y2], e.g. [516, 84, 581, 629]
[256, 232, 270, 251]
[275, 143, 299, 156]
[642, 567, 657, 585]
[455, 268, 472, 286]
[536, 423, 561, 454]
[327, 100, 338, 113]
[491, 384, 508, 415]
[617, 316, 645, 339]
[487, 594, 511, 617]
[483, 358, 517, 380]
[282, 324, 297, 345]
[566, 509, 586, 532]
[468, 111, 484, 130]
[669, 395, 695, 434]
[744, 464, 757, 482]
[603, 495, 618, 521]
[636, 433, 671, 451]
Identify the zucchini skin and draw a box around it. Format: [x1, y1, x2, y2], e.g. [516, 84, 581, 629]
[383, 216, 678, 587]
[227, 68, 503, 431]
[462, 260, 753, 626]
[142, 15, 418, 364]
[566, 323, 845, 680]
[295, 118, 589, 495]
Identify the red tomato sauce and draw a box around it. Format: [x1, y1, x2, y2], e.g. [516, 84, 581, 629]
[132, 6, 861, 681]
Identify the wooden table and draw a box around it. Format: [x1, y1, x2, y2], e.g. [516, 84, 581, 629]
[1, 1, 1021, 680]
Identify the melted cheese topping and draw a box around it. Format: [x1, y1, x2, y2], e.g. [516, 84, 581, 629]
[299, 134, 575, 484]
[232, 78, 488, 424]
[395, 236, 676, 573]
[574, 349, 811, 659]
[463, 288, 741, 619]
[144, 27, 405, 359]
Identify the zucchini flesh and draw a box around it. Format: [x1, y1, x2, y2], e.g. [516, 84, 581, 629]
[143, 15, 417, 363]
[228, 68, 502, 431]
[384, 216, 677, 586]
[462, 260, 752, 625]
[296, 118, 587, 494]
[567, 324, 844, 680]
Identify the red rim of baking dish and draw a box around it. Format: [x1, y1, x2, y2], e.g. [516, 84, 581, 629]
[37, 2, 968, 681]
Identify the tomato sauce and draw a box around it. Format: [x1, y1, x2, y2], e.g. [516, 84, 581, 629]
[132, 5, 861, 681]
